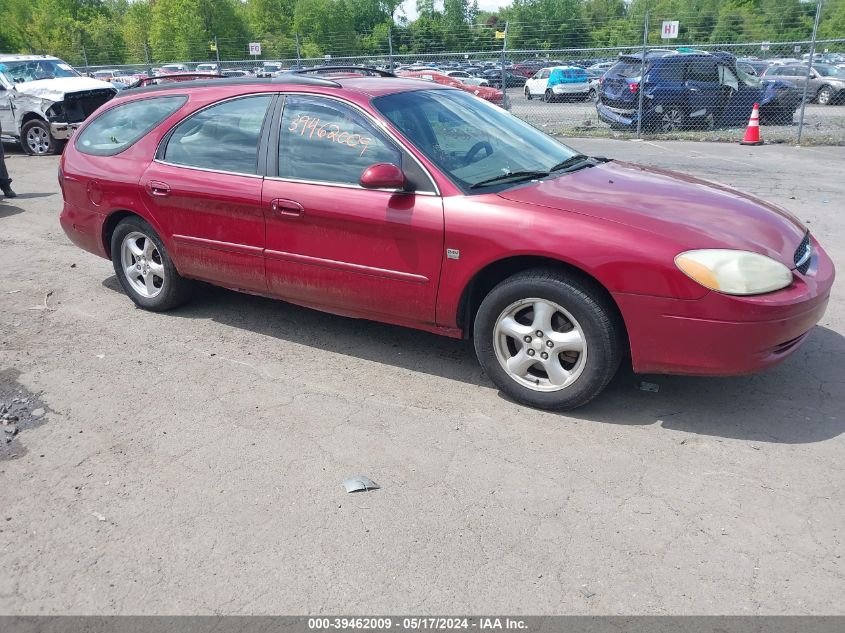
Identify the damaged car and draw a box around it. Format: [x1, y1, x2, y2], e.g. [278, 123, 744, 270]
[0, 54, 117, 155]
[596, 50, 802, 132]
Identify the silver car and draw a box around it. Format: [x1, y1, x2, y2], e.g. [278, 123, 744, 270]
[764, 63, 845, 105]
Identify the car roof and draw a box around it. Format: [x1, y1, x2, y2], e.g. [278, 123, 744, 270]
[120, 75, 451, 99]
[0, 54, 61, 62]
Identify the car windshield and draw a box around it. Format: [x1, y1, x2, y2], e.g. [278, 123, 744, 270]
[373, 89, 580, 191]
[0, 59, 79, 83]
[816, 65, 845, 77]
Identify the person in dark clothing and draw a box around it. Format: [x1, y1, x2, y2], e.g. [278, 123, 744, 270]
[0, 124, 16, 198]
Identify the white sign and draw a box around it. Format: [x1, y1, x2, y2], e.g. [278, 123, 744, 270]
[761, 42, 770, 51]
[249, 42, 262, 56]
[661, 21, 679, 39]
[794, 45, 801, 53]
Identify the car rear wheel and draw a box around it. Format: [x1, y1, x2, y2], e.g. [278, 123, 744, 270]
[588, 88, 598, 102]
[111, 216, 192, 312]
[817, 85, 834, 106]
[659, 107, 685, 132]
[20, 119, 59, 156]
[543, 89, 555, 103]
[473, 269, 623, 410]
[524, 86, 532, 100]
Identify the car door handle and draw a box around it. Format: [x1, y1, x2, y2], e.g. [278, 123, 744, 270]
[147, 180, 171, 197]
[688, 87, 700, 92]
[270, 198, 304, 218]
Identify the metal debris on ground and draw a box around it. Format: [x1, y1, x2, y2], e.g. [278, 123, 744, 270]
[343, 476, 380, 493]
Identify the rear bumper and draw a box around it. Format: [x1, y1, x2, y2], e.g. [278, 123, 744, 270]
[552, 83, 590, 95]
[615, 239, 835, 376]
[60, 202, 107, 258]
[50, 122, 81, 141]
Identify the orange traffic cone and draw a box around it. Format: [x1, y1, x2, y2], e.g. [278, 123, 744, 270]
[740, 103, 763, 146]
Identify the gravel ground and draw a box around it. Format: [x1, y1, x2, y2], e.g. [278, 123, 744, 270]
[0, 139, 843, 615]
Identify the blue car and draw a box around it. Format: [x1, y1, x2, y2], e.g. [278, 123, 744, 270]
[596, 50, 802, 132]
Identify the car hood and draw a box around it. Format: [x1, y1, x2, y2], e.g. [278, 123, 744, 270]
[497, 160, 806, 264]
[13, 77, 115, 101]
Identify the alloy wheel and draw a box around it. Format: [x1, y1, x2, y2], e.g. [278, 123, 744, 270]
[818, 87, 832, 105]
[26, 126, 51, 155]
[120, 231, 166, 298]
[660, 108, 684, 132]
[492, 298, 587, 392]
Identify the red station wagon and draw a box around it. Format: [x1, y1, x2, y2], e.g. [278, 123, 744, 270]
[60, 68, 834, 410]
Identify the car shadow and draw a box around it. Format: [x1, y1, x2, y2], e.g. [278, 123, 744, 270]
[8, 192, 55, 200]
[102, 276, 845, 444]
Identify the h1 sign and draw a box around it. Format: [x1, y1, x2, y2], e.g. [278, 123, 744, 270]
[661, 21, 679, 39]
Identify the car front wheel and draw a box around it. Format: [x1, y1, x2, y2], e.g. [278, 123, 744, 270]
[111, 216, 192, 311]
[817, 85, 834, 105]
[473, 269, 623, 410]
[524, 86, 532, 100]
[20, 119, 59, 156]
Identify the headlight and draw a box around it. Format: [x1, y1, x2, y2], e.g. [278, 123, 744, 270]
[675, 249, 792, 295]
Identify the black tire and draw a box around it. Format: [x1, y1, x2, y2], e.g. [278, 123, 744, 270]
[110, 216, 192, 312]
[525, 86, 532, 100]
[657, 107, 685, 132]
[473, 268, 623, 411]
[588, 88, 597, 102]
[816, 85, 834, 106]
[543, 89, 555, 103]
[20, 119, 60, 156]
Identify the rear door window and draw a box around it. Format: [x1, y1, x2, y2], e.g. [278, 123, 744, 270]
[163, 95, 272, 174]
[278, 95, 401, 186]
[75, 96, 186, 156]
[657, 61, 684, 82]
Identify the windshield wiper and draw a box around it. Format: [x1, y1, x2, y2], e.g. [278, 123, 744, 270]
[469, 170, 549, 189]
[549, 154, 593, 172]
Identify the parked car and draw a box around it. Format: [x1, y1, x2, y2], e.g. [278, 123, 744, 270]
[444, 70, 490, 87]
[0, 54, 116, 155]
[512, 60, 548, 78]
[525, 66, 591, 102]
[483, 69, 527, 89]
[596, 51, 802, 131]
[398, 70, 503, 105]
[764, 64, 845, 105]
[59, 72, 833, 410]
[257, 63, 284, 78]
[158, 64, 190, 74]
[222, 69, 251, 78]
[195, 63, 220, 73]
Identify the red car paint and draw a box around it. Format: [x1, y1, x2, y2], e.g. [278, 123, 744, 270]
[60, 77, 834, 376]
[397, 70, 504, 105]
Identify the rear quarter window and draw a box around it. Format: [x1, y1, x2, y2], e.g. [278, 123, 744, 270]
[609, 61, 647, 78]
[656, 61, 684, 82]
[75, 95, 186, 156]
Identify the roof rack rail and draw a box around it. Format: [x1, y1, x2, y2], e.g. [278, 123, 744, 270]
[290, 66, 397, 78]
[130, 73, 224, 88]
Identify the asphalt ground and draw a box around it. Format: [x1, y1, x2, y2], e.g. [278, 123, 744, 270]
[0, 139, 843, 614]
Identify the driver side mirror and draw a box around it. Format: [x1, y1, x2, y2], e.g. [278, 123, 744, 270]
[359, 163, 407, 191]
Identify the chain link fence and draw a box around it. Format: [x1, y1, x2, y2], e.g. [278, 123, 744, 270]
[70, 9, 845, 144]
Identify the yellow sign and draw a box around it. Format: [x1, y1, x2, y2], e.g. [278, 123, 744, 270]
[495, 31, 505, 39]
[210, 42, 217, 51]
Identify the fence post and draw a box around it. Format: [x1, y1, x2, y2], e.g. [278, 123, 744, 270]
[81, 43, 89, 70]
[635, 11, 649, 138]
[143, 41, 151, 70]
[295, 33, 301, 66]
[388, 26, 394, 72]
[214, 35, 221, 65]
[797, 0, 823, 144]
[501, 21, 510, 110]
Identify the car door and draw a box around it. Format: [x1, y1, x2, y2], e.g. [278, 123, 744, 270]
[684, 59, 720, 122]
[526, 69, 547, 96]
[261, 94, 444, 326]
[141, 93, 275, 293]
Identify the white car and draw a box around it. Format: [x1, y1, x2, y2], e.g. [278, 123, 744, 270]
[444, 70, 490, 87]
[0, 54, 116, 155]
[195, 63, 220, 73]
[159, 63, 190, 74]
[524, 65, 591, 102]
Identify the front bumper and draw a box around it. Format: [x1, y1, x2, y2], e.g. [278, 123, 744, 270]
[614, 238, 835, 376]
[50, 121, 81, 140]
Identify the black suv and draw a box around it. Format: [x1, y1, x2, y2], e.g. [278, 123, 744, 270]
[596, 51, 802, 132]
